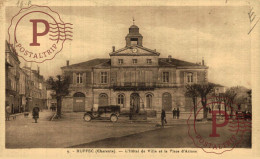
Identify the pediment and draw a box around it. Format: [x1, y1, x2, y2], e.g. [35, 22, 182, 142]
[109, 45, 160, 56]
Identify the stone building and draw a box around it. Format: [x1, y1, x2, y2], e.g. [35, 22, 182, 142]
[5, 41, 21, 114]
[61, 24, 208, 117]
[22, 66, 47, 111]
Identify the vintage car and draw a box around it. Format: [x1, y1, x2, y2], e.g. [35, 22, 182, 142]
[83, 105, 120, 122]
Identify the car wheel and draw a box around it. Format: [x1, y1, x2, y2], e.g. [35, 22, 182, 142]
[84, 114, 92, 122]
[110, 115, 118, 122]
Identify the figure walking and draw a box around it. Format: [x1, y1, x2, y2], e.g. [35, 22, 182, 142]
[32, 107, 40, 123]
[161, 109, 166, 128]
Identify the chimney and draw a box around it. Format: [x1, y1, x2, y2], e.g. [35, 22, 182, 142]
[168, 55, 172, 62]
[112, 46, 115, 52]
[66, 60, 69, 66]
[202, 57, 205, 66]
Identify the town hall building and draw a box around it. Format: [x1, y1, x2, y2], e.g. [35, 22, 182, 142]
[61, 23, 208, 116]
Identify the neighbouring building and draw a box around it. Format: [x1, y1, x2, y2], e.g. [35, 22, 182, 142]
[22, 66, 47, 111]
[61, 23, 208, 118]
[5, 40, 48, 113]
[5, 41, 21, 114]
[18, 68, 29, 112]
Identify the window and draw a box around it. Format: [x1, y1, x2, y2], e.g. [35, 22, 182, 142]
[117, 94, 125, 107]
[118, 59, 123, 64]
[163, 72, 169, 83]
[147, 59, 152, 64]
[132, 59, 137, 64]
[131, 38, 138, 45]
[76, 73, 83, 84]
[99, 93, 108, 106]
[101, 72, 108, 84]
[146, 94, 152, 108]
[187, 73, 193, 84]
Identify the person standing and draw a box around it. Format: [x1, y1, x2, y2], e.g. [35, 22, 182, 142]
[161, 109, 166, 128]
[172, 108, 176, 119]
[177, 108, 180, 119]
[6, 105, 11, 121]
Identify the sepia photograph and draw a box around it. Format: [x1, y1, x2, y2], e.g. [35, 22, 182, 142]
[1, 0, 259, 158]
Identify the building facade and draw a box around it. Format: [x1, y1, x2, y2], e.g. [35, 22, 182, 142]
[22, 66, 47, 111]
[5, 41, 21, 114]
[5, 41, 48, 113]
[61, 24, 208, 116]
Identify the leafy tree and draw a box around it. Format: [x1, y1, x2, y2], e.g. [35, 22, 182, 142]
[185, 83, 215, 119]
[195, 83, 215, 119]
[223, 87, 237, 118]
[47, 75, 70, 118]
[185, 84, 199, 120]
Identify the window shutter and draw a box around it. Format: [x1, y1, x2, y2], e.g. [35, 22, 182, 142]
[73, 73, 76, 84]
[184, 72, 187, 84]
[99, 72, 102, 84]
[172, 71, 176, 83]
[82, 73, 86, 85]
[107, 72, 109, 84]
[86, 71, 91, 85]
[194, 72, 197, 83]
[169, 71, 172, 83]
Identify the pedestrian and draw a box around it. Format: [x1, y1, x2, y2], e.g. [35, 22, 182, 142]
[172, 108, 176, 119]
[5, 105, 11, 121]
[177, 108, 180, 119]
[161, 109, 166, 128]
[32, 107, 40, 123]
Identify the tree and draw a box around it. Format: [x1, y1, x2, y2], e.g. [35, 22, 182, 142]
[194, 83, 215, 119]
[47, 75, 70, 118]
[185, 84, 199, 120]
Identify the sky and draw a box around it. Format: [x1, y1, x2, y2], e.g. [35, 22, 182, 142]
[5, 6, 252, 88]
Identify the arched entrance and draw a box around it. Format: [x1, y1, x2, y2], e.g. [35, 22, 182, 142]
[130, 93, 140, 113]
[73, 92, 85, 112]
[162, 92, 172, 111]
[99, 93, 108, 106]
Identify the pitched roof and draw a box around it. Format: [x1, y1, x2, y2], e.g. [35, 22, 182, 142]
[61, 58, 110, 69]
[159, 58, 203, 67]
[5, 41, 20, 63]
[61, 57, 207, 69]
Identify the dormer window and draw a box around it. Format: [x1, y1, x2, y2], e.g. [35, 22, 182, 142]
[147, 59, 152, 64]
[132, 59, 137, 64]
[118, 59, 123, 64]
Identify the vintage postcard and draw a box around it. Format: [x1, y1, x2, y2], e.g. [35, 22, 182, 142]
[0, 0, 259, 158]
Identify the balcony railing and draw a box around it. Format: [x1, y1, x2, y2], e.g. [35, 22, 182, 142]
[112, 82, 156, 91]
[114, 82, 156, 87]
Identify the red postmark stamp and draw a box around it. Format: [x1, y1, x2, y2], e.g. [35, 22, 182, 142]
[187, 96, 252, 154]
[8, 5, 73, 63]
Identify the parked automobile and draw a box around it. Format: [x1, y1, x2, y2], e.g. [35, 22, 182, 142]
[236, 111, 245, 119]
[83, 105, 120, 122]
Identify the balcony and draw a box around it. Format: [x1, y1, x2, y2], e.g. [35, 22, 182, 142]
[113, 82, 156, 91]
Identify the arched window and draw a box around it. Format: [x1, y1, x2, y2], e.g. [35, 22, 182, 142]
[117, 94, 125, 108]
[146, 94, 153, 108]
[99, 93, 108, 106]
[73, 92, 85, 97]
